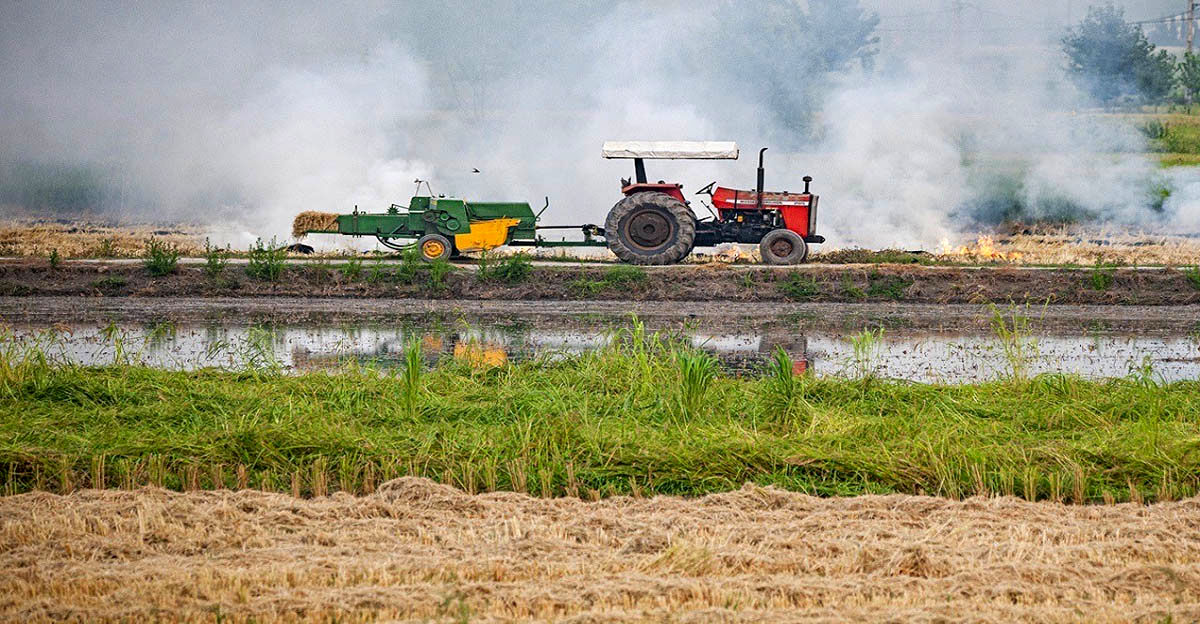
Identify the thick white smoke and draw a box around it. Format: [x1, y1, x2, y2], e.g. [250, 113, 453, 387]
[1, 0, 1196, 251]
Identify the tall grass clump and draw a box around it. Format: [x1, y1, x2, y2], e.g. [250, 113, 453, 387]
[143, 237, 179, 276]
[674, 347, 718, 419]
[202, 238, 228, 278]
[848, 328, 884, 379]
[990, 304, 1039, 381]
[246, 237, 286, 281]
[400, 337, 423, 415]
[758, 347, 812, 429]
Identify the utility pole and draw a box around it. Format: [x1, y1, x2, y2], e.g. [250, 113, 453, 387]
[1189, 0, 1197, 55]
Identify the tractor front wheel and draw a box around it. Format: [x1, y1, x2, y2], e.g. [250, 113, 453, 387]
[604, 192, 696, 265]
[759, 229, 808, 265]
[417, 233, 453, 262]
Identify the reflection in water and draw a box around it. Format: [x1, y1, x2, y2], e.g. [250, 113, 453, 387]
[7, 321, 1200, 383]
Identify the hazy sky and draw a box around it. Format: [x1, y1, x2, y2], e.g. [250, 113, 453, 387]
[1, 1, 1194, 246]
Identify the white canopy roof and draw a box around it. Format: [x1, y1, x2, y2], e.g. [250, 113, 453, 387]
[601, 141, 739, 160]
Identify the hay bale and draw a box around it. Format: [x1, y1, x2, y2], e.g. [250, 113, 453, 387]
[292, 212, 340, 238]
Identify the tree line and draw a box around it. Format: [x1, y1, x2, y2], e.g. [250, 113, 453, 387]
[1065, 3, 1200, 107]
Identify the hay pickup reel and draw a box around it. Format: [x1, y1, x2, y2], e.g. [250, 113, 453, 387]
[293, 141, 824, 264]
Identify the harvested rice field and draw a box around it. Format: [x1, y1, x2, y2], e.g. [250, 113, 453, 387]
[2, 479, 1199, 623]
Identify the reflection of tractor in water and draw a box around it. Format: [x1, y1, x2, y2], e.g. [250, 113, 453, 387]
[288, 326, 812, 374]
[293, 141, 824, 265]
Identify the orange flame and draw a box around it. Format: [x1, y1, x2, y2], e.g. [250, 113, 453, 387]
[938, 235, 1023, 262]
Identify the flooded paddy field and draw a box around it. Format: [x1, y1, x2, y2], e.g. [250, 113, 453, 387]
[4, 297, 1198, 382]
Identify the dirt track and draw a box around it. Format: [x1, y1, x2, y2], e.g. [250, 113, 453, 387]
[3, 479, 1200, 623]
[3, 261, 1200, 305]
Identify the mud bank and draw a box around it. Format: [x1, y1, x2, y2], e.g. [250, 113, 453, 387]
[4, 296, 1200, 334]
[2, 261, 1200, 305]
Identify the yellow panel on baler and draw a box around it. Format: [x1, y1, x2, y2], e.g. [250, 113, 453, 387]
[454, 218, 522, 252]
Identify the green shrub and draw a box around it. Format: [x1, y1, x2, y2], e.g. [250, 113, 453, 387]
[339, 257, 363, 280]
[366, 259, 390, 283]
[142, 238, 179, 276]
[47, 248, 61, 270]
[427, 258, 452, 292]
[1089, 262, 1116, 291]
[202, 238, 228, 278]
[245, 238, 286, 281]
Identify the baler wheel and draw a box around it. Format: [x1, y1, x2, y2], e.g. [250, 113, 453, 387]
[417, 233, 453, 262]
[604, 192, 696, 265]
[759, 229, 808, 265]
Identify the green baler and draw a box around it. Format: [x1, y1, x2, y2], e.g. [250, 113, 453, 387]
[295, 195, 605, 261]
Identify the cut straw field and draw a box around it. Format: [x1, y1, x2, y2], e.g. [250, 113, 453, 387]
[3, 479, 1200, 622]
[0, 221, 205, 258]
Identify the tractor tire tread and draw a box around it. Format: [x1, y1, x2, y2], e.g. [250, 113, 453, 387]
[604, 192, 696, 265]
[759, 229, 808, 265]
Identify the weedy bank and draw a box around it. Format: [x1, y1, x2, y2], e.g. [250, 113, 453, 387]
[1, 321, 1197, 503]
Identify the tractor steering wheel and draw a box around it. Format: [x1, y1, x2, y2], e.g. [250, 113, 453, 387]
[696, 181, 717, 196]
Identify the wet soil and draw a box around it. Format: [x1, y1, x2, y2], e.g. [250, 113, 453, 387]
[2, 260, 1200, 305]
[3, 296, 1200, 334]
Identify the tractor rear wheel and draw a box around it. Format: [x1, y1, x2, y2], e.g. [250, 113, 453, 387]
[417, 233, 453, 262]
[759, 229, 808, 265]
[605, 192, 696, 265]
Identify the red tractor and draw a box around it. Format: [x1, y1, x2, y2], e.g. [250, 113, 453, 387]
[601, 141, 824, 265]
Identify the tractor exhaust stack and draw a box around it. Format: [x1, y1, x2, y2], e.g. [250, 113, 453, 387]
[756, 147, 767, 211]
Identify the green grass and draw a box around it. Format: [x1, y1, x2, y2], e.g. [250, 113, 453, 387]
[778, 272, 821, 300]
[1185, 265, 1200, 291]
[1089, 261, 1117, 291]
[142, 238, 179, 276]
[246, 238, 286, 281]
[570, 265, 647, 297]
[1, 328, 1197, 503]
[812, 248, 934, 265]
[1149, 122, 1200, 155]
[1158, 153, 1200, 167]
[477, 252, 533, 285]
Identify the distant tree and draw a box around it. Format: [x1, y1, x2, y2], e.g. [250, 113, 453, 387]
[1062, 4, 1177, 105]
[1137, 49, 1177, 103]
[1179, 52, 1200, 103]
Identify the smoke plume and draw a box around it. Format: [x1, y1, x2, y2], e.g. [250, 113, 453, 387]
[0, 0, 1195, 250]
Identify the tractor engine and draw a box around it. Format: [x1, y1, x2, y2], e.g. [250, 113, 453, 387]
[695, 184, 820, 247]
